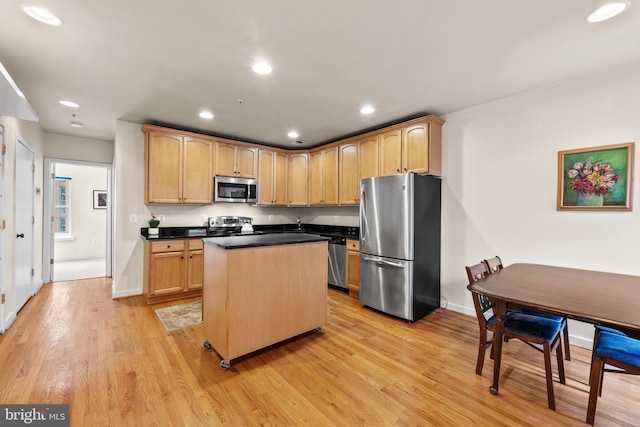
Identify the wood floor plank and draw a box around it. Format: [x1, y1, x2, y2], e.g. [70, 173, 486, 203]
[0, 278, 638, 426]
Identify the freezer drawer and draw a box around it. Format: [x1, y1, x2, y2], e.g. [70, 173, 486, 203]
[359, 255, 413, 320]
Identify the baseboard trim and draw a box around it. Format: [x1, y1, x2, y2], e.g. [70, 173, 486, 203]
[112, 282, 143, 299]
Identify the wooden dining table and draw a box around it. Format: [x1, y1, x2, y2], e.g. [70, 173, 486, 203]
[467, 262, 640, 397]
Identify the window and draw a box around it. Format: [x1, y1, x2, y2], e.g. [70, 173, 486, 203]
[55, 176, 72, 238]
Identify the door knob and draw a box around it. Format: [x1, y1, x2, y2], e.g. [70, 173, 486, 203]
[17, 233, 25, 238]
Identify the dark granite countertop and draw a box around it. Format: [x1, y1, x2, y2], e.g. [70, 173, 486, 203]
[141, 224, 358, 241]
[203, 232, 330, 250]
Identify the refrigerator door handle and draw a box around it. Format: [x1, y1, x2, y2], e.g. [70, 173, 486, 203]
[362, 256, 404, 269]
[360, 184, 366, 242]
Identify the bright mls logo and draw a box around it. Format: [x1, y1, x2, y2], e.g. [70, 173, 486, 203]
[0, 405, 69, 426]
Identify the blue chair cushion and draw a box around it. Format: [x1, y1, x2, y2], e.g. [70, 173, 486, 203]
[487, 312, 562, 342]
[595, 325, 627, 336]
[520, 308, 564, 323]
[595, 331, 640, 369]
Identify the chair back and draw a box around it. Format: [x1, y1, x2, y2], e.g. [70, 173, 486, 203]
[484, 255, 503, 273]
[466, 262, 493, 324]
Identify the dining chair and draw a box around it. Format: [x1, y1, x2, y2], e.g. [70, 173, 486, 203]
[586, 327, 640, 424]
[483, 255, 571, 361]
[467, 262, 566, 410]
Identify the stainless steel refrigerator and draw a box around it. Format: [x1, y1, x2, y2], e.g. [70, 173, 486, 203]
[359, 173, 441, 322]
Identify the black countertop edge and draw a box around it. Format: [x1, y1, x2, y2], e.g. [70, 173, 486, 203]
[141, 224, 359, 240]
[203, 233, 331, 250]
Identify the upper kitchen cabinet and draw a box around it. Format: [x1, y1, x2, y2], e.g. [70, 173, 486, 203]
[143, 125, 213, 204]
[258, 148, 288, 206]
[358, 135, 379, 180]
[378, 115, 444, 176]
[288, 151, 310, 206]
[338, 141, 359, 205]
[310, 146, 338, 206]
[215, 141, 258, 178]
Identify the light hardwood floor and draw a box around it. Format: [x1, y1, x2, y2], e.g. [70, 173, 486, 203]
[0, 278, 637, 426]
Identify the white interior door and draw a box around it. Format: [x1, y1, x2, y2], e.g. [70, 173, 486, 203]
[14, 138, 34, 312]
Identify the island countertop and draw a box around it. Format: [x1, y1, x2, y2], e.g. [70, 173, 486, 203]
[202, 232, 330, 250]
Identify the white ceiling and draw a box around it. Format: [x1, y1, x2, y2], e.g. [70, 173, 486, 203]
[1, 0, 639, 148]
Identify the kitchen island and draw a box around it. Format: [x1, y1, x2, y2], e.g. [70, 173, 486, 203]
[202, 233, 329, 369]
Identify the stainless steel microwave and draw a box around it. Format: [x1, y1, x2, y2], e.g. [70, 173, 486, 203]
[214, 176, 258, 203]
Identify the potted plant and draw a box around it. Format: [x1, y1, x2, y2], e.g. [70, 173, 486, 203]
[148, 213, 160, 235]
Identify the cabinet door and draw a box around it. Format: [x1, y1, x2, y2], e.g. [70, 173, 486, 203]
[236, 146, 258, 178]
[359, 135, 379, 179]
[323, 147, 339, 205]
[346, 249, 360, 298]
[187, 249, 203, 290]
[258, 149, 275, 205]
[146, 132, 183, 203]
[403, 122, 429, 174]
[273, 152, 288, 205]
[215, 141, 237, 177]
[288, 152, 309, 206]
[309, 151, 323, 205]
[339, 142, 359, 205]
[379, 129, 403, 175]
[149, 251, 185, 295]
[183, 136, 213, 204]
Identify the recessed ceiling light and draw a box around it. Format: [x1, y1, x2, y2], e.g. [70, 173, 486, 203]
[587, 1, 629, 22]
[287, 131, 299, 138]
[360, 105, 375, 115]
[70, 121, 83, 128]
[59, 100, 79, 108]
[22, 5, 63, 26]
[199, 111, 214, 119]
[252, 62, 272, 75]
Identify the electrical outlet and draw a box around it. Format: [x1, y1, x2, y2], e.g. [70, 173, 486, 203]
[158, 215, 165, 222]
[269, 215, 273, 221]
[333, 215, 339, 223]
[130, 214, 137, 223]
[201, 215, 207, 223]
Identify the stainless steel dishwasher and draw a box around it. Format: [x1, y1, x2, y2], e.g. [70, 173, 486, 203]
[327, 236, 347, 290]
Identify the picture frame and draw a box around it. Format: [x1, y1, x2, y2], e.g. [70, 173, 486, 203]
[93, 190, 107, 209]
[557, 142, 634, 211]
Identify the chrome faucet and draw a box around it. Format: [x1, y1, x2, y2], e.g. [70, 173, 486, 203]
[296, 217, 301, 230]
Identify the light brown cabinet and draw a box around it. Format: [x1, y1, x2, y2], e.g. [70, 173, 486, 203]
[215, 141, 258, 178]
[346, 239, 360, 299]
[378, 118, 443, 176]
[288, 152, 310, 206]
[143, 126, 213, 204]
[310, 147, 338, 206]
[258, 149, 288, 205]
[339, 142, 359, 205]
[358, 135, 379, 180]
[143, 238, 203, 304]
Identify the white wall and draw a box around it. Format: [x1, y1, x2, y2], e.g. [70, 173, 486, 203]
[54, 163, 108, 260]
[441, 60, 640, 347]
[45, 132, 113, 164]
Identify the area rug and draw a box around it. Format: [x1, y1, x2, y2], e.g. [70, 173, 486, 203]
[155, 301, 202, 332]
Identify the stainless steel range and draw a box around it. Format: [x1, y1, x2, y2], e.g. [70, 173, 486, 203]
[207, 216, 256, 236]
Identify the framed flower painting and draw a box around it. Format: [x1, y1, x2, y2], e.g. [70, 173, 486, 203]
[557, 142, 634, 211]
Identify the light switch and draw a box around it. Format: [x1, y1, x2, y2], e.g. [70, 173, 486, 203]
[130, 214, 137, 223]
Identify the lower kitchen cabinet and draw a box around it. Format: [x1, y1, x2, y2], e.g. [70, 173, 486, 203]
[346, 239, 360, 299]
[143, 238, 203, 304]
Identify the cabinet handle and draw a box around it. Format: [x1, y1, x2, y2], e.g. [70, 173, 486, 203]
[404, 167, 407, 172]
[396, 168, 400, 172]
[167, 245, 171, 248]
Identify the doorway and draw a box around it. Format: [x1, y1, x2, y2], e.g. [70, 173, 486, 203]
[43, 159, 113, 282]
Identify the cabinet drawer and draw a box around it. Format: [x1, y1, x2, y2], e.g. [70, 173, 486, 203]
[151, 240, 185, 253]
[188, 239, 204, 250]
[347, 239, 360, 251]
